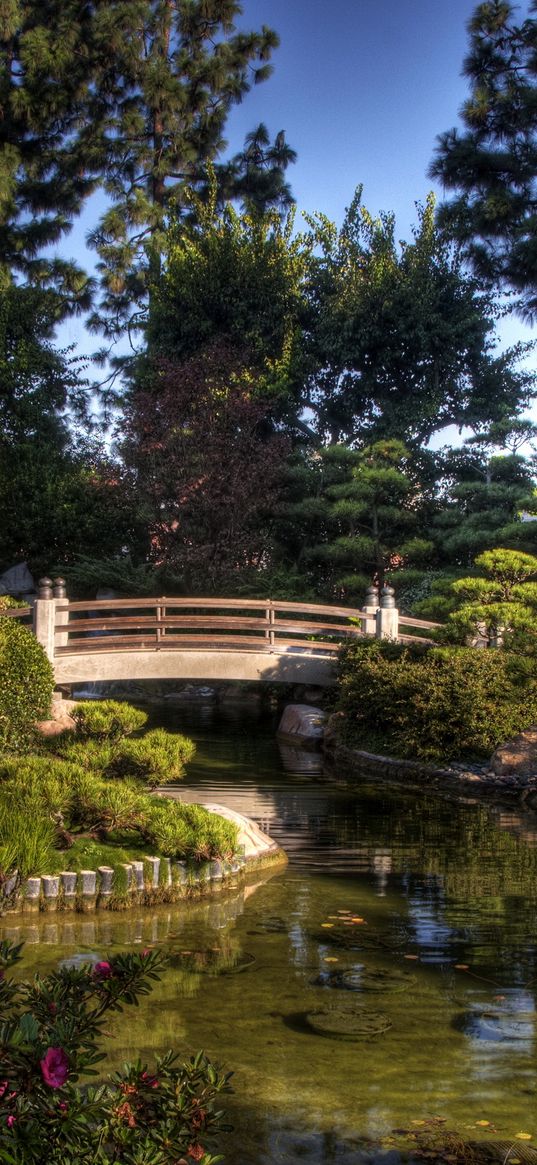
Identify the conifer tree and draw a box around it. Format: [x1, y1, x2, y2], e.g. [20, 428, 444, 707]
[430, 0, 537, 318]
[86, 0, 280, 340]
[0, 1, 281, 325]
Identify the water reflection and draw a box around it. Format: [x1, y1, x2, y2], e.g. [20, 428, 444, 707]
[4, 701, 537, 1162]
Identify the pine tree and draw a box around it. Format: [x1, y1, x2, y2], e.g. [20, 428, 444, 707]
[430, 0, 537, 319]
[0, 0, 111, 311]
[0, 1, 281, 325]
[85, 0, 281, 340]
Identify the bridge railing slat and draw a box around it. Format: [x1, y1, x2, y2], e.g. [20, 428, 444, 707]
[48, 594, 440, 659]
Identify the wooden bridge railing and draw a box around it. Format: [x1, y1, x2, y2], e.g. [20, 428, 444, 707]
[2, 578, 442, 664]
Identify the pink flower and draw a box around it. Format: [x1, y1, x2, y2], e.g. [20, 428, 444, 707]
[40, 1047, 69, 1088]
[6, 1115, 15, 1129]
[0, 1081, 8, 1098]
[93, 961, 112, 979]
[140, 1071, 159, 1088]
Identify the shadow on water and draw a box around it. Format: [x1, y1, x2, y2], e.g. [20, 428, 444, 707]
[5, 699, 537, 1163]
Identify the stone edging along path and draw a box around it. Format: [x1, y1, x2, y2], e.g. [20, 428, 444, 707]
[1, 805, 287, 918]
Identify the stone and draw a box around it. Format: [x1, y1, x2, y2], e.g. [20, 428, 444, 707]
[203, 803, 283, 861]
[35, 716, 76, 738]
[277, 703, 327, 745]
[0, 561, 35, 597]
[490, 727, 537, 779]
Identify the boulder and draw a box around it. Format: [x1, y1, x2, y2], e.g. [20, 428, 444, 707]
[491, 727, 537, 779]
[203, 803, 283, 861]
[277, 703, 327, 745]
[0, 561, 35, 597]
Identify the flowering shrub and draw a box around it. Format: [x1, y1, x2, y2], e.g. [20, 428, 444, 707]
[0, 940, 231, 1164]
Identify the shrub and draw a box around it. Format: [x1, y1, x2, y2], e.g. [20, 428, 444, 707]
[0, 755, 86, 820]
[0, 941, 231, 1164]
[336, 639, 537, 762]
[109, 728, 196, 787]
[52, 736, 116, 774]
[72, 700, 147, 740]
[82, 779, 151, 835]
[144, 802, 192, 858]
[145, 801, 237, 860]
[0, 617, 54, 750]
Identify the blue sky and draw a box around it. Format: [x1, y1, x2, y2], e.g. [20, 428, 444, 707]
[60, 0, 534, 405]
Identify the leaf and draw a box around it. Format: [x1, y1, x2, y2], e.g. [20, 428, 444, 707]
[515, 1133, 533, 1140]
[475, 1121, 490, 1127]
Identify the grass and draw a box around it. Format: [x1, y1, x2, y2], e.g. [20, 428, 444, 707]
[46, 834, 150, 875]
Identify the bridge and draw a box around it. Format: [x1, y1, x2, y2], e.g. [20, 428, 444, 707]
[5, 579, 439, 688]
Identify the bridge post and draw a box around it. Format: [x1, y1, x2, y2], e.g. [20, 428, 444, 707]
[376, 585, 399, 640]
[363, 584, 379, 637]
[33, 578, 57, 662]
[53, 578, 69, 650]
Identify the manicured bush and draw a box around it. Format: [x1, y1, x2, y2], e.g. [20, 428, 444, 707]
[109, 727, 196, 787]
[0, 755, 86, 820]
[72, 700, 148, 740]
[145, 801, 237, 860]
[0, 617, 54, 749]
[0, 941, 232, 1164]
[336, 639, 537, 762]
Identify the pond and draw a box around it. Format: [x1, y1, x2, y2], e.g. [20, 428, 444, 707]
[3, 701, 537, 1164]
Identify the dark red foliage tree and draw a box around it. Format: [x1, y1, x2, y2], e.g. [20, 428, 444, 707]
[123, 342, 290, 592]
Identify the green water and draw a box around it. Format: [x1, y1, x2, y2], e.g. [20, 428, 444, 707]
[4, 703, 537, 1163]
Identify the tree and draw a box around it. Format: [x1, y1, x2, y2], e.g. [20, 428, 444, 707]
[122, 341, 290, 592]
[0, 283, 138, 576]
[272, 440, 436, 600]
[86, 0, 281, 340]
[430, 0, 537, 319]
[146, 188, 311, 425]
[208, 121, 297, 216]
[303, 189, 534, 446]
[446, 547, 537, 647]
[430, 442, 537, 566]
[0, 1, 282, 326]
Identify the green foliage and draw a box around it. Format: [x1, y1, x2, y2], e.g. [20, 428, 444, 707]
[431, 0, 537, 319]
[336, 639, 537, 761]
[0, 617, 53, 749]
[0, 711, 232, 877]
[0, 595, 27, 611]
[0, 942, 232, 1163]
[149, 195, 309, 406]
[442, 547, 537, 647]
[428, 444, 537, 566]
[0, 805, 56, 879]
[304, 189, 532, 445]
[109, 728, 195, 788]
[145, 801, 237, 861]
[72, 701, 148, 741]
